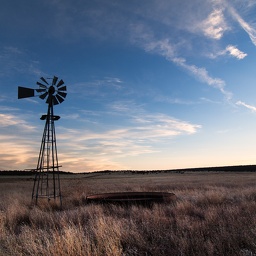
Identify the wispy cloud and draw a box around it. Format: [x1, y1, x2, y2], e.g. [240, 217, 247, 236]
[0, 111, 40, 170]
[91, 77, 123, 90]
[0, 46, 44, 77]
[0, 136, 37, 170]
[209, 45, 247, 59]
[225, 45, 247, 59]
[55, 102, 202, 171]
[0, 113, 36, 130]
[43, 0, 240, 103]
[153, 95, 196, 105]
[199, 9, 229, 40]
[236, 101, 256, 112]
[227, 4, 256, 46]
[145, 38, 175, 57]
[0, 101, 201, 172]
[70, 76, 124, 96]
[61, 108, 201, 144]
[172, 57, 232, 100]
[139, 36, 232, 100]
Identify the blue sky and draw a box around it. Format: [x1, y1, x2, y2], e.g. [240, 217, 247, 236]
[1, 0, 256, 172]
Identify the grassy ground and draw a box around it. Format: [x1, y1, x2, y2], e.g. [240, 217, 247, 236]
[1, 171, 256, 255]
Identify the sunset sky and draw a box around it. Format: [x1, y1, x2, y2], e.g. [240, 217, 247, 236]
[1, 0, 256, 172]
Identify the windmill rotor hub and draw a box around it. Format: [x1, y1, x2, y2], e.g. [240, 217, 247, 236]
[49, 86, 55, 95]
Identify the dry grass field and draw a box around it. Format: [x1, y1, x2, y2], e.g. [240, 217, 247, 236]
[1, 171, 256, 255]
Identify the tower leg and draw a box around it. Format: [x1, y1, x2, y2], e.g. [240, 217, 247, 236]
[32, 103, 62, 206]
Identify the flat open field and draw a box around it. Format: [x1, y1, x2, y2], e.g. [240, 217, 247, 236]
[1, 171, 256, 255]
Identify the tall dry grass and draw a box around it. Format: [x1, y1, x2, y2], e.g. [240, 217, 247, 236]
[1, 172, 256, 255]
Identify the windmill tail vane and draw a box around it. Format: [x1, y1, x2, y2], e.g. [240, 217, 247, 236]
[18, 76, 67, 206]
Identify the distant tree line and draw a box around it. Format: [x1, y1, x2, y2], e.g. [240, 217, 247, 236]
[1, 165, 256, 175]
[0, 170, 73, 176]
[81, 165, 256, 174]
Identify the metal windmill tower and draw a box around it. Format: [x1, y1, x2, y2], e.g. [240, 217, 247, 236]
[18, 76, 67, 205]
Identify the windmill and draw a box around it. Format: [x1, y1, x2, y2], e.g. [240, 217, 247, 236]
[18, 76, 67, 205]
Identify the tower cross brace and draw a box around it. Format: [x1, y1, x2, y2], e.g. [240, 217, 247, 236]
[32, 97, 62, 206]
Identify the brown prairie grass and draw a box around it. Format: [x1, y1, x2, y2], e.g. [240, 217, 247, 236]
[1, 171, 256, 255]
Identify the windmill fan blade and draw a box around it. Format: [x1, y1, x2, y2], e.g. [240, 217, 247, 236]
[36, 82, 47, 88]
[18, 87, 35, 99]
[39, 91, 48, 100]
[58, 85, 66, 92]
[57, 79, 64, 87]
[40, 77, 49, 85]
[52, 76, 58, 85]
[57, 91, 67, 98]
[56, 94, 64, 104]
